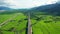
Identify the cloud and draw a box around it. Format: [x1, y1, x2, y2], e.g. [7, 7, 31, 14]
[0, 0, 58, 9]
[0, 0, 5, 5]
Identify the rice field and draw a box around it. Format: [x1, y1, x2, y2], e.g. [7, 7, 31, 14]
[0, 12, 60, 34]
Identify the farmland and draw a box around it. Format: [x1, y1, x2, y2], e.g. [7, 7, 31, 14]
[32, 15, 60, 34]
[0, 11, 60, 34]
[0, 13, 27, 34]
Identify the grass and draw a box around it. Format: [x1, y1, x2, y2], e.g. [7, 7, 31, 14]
[0, 14, 15, 23]
[0, 13, 27, 34]
[32, 15, 60, 34]
[0, 12, 60, 34]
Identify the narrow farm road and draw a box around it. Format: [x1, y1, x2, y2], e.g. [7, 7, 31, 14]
[0, 13, 20, 27]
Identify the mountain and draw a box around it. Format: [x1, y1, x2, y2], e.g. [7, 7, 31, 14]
[31, 3, 60, 16]
[0, 6, 12, 10]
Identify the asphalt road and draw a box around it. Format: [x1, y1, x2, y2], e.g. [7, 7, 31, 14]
[28, 13, 32, 34]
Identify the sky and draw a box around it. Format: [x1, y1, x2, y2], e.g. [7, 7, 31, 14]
[0, 0, 58, 9]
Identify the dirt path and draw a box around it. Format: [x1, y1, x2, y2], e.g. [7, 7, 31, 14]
[0, 13, 20, 27]
[28, 13, 32, 34]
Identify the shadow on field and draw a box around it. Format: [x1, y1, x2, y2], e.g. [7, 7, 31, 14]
[0, 11, 21, 15]
[25, 22, 28, 34]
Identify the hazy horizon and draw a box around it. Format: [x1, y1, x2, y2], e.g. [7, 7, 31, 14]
[0, 0, 58, 9]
